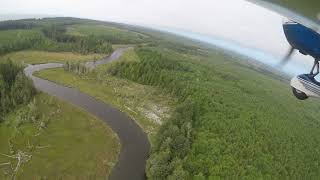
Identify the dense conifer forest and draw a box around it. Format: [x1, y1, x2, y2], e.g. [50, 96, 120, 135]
[0, 60, 36, 121]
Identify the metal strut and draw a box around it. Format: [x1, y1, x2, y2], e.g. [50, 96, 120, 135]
[310, 59, 319, 78]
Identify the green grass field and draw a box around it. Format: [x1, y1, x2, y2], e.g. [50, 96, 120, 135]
[1, 50, 105, 65]
[36, 49, 177, 135]
[0, 93, 120, 179]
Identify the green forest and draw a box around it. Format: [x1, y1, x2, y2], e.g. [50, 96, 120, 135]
[107, 47, 320, 179]
[0, 18, 148, 56]
[0, 60, 36, 121]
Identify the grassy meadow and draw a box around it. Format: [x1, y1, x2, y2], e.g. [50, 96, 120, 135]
[0, 93, 119, 179]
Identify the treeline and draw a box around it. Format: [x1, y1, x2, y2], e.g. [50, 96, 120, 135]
[0, 19, 115, 56]
[0, 18, 163, 56]
[0, 20, 37, 31]
[42, 24, 69, 41]
[108, 48, 196, 100]
[96, 33, 146, 45]
[42, 25, 113, 54]
[108, 48, 202, 179]
[64, 61, 90, 75]
[0, 33, 44, 56]
[0, 60, 37, 121]
[0, 17, 86, 31]
[0, 27, 113, 56]
[147, 100, 197, 179]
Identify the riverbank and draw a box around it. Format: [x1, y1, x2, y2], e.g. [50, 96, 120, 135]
[25, 49, 151, 180]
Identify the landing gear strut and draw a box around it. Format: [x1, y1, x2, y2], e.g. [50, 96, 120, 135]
[309, 59, 319, 78]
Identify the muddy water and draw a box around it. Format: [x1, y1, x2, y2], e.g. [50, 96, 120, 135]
[24, 49, 149, 180]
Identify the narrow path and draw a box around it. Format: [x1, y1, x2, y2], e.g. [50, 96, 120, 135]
[24, 49, 150, 180]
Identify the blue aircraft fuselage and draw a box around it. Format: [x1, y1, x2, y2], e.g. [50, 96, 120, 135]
[283, 22, 320, 59]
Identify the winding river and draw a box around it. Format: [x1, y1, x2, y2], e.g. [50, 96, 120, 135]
[24, 48, 149, 180]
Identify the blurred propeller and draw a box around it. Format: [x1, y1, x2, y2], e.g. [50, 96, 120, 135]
[278, 46, 295, 67]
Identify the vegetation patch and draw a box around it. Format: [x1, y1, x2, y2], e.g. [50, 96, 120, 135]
[107, 47, 320, 179]
[0, 18, 145, 56]
[35, 49, 177, 135]
[0, 29, 44, 56]
[1, 50, 104, 65]
[0, 93, 120, 179]
[0, 30, 41, 45]
[0, 60, 36, 120]
[66, 24, 148, 44]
